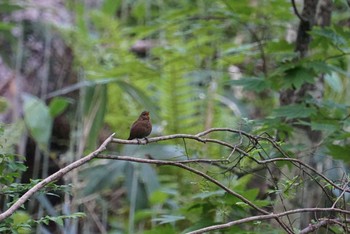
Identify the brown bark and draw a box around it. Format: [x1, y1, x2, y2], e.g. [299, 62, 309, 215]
[280, 0, 332, 230]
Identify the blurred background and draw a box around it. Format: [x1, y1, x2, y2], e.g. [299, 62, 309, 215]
[0, 0, 350, 233]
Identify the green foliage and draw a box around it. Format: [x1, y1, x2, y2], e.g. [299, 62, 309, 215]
[228, 77, 269, 92]
[33, 212, 86, 226]
[0, 124, 84, 232]
[0, 97, 9, 113]
[23, 94, 53, 149]
[272, 104, 317, 120]
[58, 0, 350, 231]
[152, 215, 186, 225]
[1, 0, 349, 233]
[83, 84, 107, 151]
[0, 211, 86, 234]
[327, 144, 350, 161]
[310, 26, 350, 52]
[48, 97, 70, 118]
[0, 123, 26, 185]
[0, 153, 26, 185]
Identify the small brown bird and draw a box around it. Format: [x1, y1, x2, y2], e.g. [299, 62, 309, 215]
[127, 111, 152, 140]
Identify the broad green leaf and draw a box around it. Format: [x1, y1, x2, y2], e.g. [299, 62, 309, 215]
[23, 94, 52, 148]
[49, 97, 70, 117]
[272, 104, 316, 119]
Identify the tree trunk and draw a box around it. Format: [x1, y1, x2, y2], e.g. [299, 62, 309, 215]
[279, 0, 332, 230]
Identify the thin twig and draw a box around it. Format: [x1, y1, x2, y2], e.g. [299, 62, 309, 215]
[291, 0, 305, 22]
[251, 157, 350, 193]
[332, 181, 350, 209]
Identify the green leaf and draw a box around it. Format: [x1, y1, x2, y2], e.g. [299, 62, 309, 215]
[49, 97, 70, 117]
[310, 120, 339, 132]
[283, 66, 314, 89]
[152, 215, 185, 224]
[235, 202, 249, 208]
[305, 60, 334, 75]
[116, 80, 160, 121]
[84, 85, 107, 151]
[0, 1, 22, 13]
[324, 72, 342, 93]
[228, 77, 269, 92]
[0, 97, 8, 113]
[0, 22, 14, 31]
[327, 144, 350, 161]
[102, 0, 121, 16]
[23, 94, 52, 148]
[192, 190, 225, 200]
[310, 27, 347, 47]
[272, 104, 316, 119]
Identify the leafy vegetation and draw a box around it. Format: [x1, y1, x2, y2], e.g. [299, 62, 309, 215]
[0, 0, 349, 233]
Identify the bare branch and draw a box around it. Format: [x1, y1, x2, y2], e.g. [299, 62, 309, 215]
[252, 157, 350, 193]
[0, 133, 115, 221]
[299, 218, 350, 234]
[2, 127, 348, 234]
[96, 154, 294, 233]
[112, 128, 256, 156]
[291, 0, 306, 22]
[188, 208, 350, 234]
[96, 155, 267, 214]
[332, 180, 350, 208]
